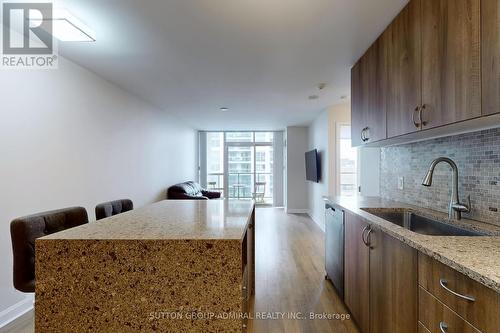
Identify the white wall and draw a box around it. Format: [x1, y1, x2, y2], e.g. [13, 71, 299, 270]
[0, 57, 197, 326]
[305, 103, 351, 230]
[307, 110, 329, 229]
[285, 126, 309, 213]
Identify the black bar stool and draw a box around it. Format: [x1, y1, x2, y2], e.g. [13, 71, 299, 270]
[10, 207, 89, 292]
[95, 199, 133, 220]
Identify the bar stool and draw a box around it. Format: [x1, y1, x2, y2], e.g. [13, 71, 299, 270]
[95, 199, 133, 220]
[10, 207, 89, 292]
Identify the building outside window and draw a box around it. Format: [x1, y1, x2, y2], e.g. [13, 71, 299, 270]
[338, 124, 358, 196]
[203, 131, 275, 205]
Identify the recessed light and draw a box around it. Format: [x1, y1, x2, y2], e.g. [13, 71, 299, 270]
[318, 83, 327, 90]
[340, 95, 348, 100]
[220, 107, 229, 112]
[308, 95, 319, 100]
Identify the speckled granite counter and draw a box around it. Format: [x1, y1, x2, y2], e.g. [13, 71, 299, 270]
[325, 196, 500, 293]
[35, 199, 255, 333]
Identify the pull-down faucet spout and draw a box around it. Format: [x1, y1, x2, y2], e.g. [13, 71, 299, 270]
[422, 157, 470, 220]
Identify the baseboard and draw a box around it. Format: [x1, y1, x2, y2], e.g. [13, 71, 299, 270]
[0, 295, 33, 330]
[285, 208, 309, 214]
[307, 212, 325, 232]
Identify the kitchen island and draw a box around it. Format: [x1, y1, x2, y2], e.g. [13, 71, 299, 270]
[35, 199, 255, 333]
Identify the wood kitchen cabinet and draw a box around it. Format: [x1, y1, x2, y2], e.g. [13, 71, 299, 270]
[418, 254, 499, 333]
[369, 228, 418, 333]
[384, 0, 422, 138]
[351, 0, 483, 145]
[344, 212, 370, 333]
[421, 0, 481, 128]
[351, 61, 365, 147]
[482, 0, 500, 115]
[350, 38, 386, 146]
[344, 212, 418, 333]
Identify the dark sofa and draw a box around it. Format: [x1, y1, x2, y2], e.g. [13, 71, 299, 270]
[167, 181, 221, 200]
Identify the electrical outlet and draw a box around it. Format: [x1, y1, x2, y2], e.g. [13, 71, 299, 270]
[398, 177, 404, 190]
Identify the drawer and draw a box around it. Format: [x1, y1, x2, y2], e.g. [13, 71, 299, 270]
[419, 287, 481, 333]
[418, 254, 499, 333]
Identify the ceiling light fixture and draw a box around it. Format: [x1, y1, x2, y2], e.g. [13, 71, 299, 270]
[318, 83, 327, 90]
[31, 9, 96, 42]
[308, 95, 319, 100]
[220, 107, 229, 112]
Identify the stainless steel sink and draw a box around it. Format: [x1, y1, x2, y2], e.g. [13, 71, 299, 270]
[361, 209, 486, 236]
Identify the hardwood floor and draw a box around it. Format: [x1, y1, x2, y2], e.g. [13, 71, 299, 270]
[6, 208, 357, 333]
[248, 208, 358, 333]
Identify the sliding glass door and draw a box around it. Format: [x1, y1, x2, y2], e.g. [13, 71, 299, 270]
[203, 131, 274, 205]
[226, 145, 254, 199]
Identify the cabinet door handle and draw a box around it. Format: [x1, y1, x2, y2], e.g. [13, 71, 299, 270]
[365, 228, 373, 248]
[362, 225, 372, 247]
[439, 322, 448, 333]
[361, 226, 369, 246]
[412, 106, 421, 128]
[419, 104, 428, 126]
[439, 279, 476, 302]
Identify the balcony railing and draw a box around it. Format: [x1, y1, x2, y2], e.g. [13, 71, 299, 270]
[206, 172, 273, 203]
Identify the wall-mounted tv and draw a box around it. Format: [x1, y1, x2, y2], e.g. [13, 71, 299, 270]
[305, 149, 320, 183]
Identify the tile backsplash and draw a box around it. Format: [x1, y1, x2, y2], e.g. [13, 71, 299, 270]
[380, 128, 500, 226]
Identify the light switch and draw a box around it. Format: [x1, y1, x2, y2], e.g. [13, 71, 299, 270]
[398, 177, 404, 190]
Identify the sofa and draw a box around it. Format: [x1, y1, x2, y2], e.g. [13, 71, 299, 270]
[167, 181, 221, 200]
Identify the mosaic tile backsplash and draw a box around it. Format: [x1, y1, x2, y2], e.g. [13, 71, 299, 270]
[380, 128, 500, 226]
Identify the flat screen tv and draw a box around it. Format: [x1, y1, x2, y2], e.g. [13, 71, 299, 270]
[305, 149, 320, 182]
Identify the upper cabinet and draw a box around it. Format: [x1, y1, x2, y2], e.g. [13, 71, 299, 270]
[482, 0, 500, 115]
[421, 0, 481, 128]
[385, 0, 422, 138]
[351, 0, 485, 146]
[351, 38, 387, 146]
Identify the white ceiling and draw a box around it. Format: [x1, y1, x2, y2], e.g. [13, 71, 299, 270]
[57, 0, 408, 130]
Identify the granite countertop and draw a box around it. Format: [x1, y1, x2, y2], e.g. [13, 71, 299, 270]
[40, 199, 255, 241]
[324, 196, 500, 293]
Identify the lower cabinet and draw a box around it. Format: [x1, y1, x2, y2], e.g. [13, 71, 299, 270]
[369, 228, 418, 333]
[344, 212, 370, 333]
[344, 212, 418, 333]
[418, 254, 499, 333]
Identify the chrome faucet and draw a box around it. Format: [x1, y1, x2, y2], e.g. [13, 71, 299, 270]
[421, 157, 471, 220]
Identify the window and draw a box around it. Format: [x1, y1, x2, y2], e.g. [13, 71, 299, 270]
[225, 132, 253, 142]
[338, 124, 358, 197]
[254, 132, 274, 143]
[202, 131, 275, 205]
[206, 132, 224, 194]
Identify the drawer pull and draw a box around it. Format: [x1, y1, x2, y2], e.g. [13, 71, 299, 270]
[439, 322, 448, 333]
[439, 278, 476, 302]
[362, 226, 371, 247]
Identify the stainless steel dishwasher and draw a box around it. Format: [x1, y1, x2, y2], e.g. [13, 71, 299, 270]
[325, 204, 344, 299]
